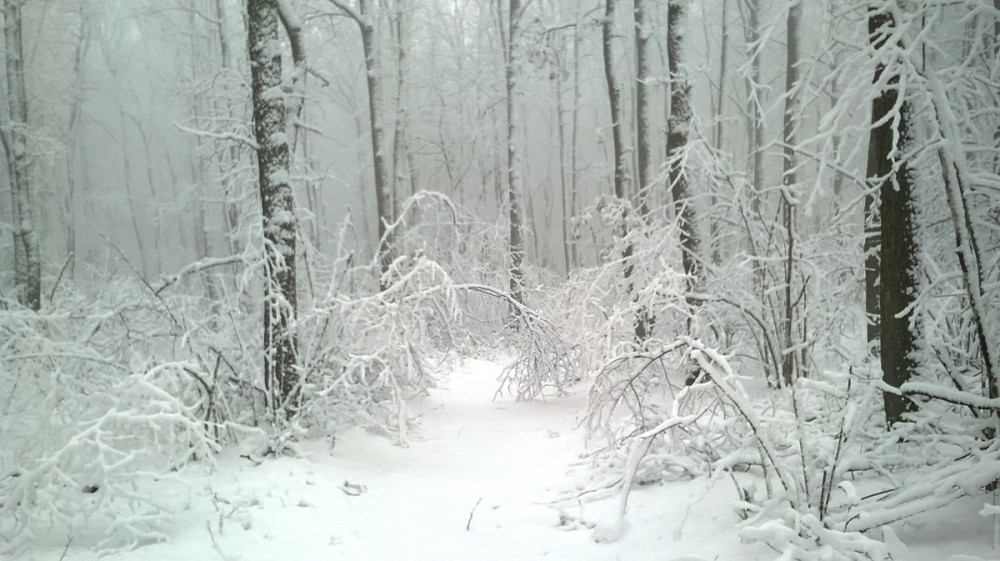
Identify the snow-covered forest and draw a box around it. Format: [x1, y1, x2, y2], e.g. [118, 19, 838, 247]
[2, 0, 999, 559]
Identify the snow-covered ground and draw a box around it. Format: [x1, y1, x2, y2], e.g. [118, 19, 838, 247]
[18, 359, 1000, 560]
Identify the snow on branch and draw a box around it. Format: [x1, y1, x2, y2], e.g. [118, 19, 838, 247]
[899, 382, 1000, 411]
[173, 121, 259, 149]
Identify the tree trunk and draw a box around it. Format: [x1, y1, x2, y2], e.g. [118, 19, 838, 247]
[634, 0, 652, 216]
[506, 0, 526, 309]
[4, 0, 42, 311]
[555, 36, 571, 277]
[358, 0, 393, 287]
[867, 9, 919, 425]
[605, 0, 647, 341]
[710, 0, 728, 264]
[248, 0, 299, 418]
[780, 0, 801, 385]
[569, 5, 582, 270]
[603, 0, 627, 204]
[391, 0, 412, 220]
[667, 0, 700, 299]
[631, 0, 655, 339]
[743, 0, 764, 213]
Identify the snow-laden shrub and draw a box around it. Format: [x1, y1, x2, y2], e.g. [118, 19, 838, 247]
[373, 191, 581, 403]
[0, 285, 216, 553]
[499, 194, 691, 404]
[300, 249, 460, 445]
[297, 191, 546, 441]
[581, 334, 1000, 559]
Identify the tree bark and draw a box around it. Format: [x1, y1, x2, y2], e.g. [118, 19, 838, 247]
[248, 0, 299, 418]
[603, 0, 627, 204]
[506, 0, 526, 309]
[605, 0, 648, 341]
[780, 0, 801, 385]
[867, 9, 919, 425]
[359, 1, 393, 286]
[634, 0, 652, 216]
[569, 5, 582, 270]
[328, 0, 393, 286]
[3, 0, 41, 311]
[555, 42, 571, 276]
[391, 0, 416, 219]
[667, 1, 700, 300]
[743, 0, 764, 213]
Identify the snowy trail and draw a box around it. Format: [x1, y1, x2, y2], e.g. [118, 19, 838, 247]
[27, 359, 760, 561]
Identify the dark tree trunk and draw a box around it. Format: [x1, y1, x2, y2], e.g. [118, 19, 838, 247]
[248, 0, 299, 418]
[667, 1, 700, 298]
[867, 9, 918, 425]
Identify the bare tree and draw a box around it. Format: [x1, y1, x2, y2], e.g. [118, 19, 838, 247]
[248, 0, 299, 417]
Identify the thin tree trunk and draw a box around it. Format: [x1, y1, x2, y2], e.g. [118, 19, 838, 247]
[3, 0, 41, 311]
[507, 0, 526, 309]
[779, 0, 801, 385]
[603, 0, 627, 203]
[742, 0, 763, 213]
[215, 0, 244, 263]
[391, 0, 416, 219]
[631, 0, 655, 339]
[62, 13, 88, 280]
[634, 0, 652, 216]
[325, 2, 391, 283]
[605, 0, 646, 341]
[248, 0, 299, 418]
[115, 114, 151, 278]
[359, 1, 393, 285]
[930, 85, 999, 402]
[569, 6, 582, 270]
[556, 39, 571, 276]
[710, 0, 728, 264]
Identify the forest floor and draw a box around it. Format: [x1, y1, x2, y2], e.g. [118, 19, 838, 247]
[19, 359, 999, 560]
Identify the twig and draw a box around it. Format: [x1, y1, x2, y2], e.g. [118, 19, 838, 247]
[173, 121, 259, 149]
[465, 496, 483, 531]
[57, 537, 72, 561]
[48, 252, 74, 305]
